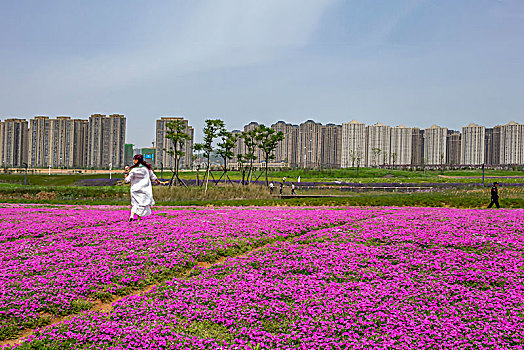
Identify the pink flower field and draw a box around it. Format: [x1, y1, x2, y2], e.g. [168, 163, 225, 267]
[0, 204, 523, 349]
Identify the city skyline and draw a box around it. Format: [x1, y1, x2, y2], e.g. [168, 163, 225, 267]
[0, 115, 522, 168]
[0, 113, 521, 148]
[1, 1, 523, 146]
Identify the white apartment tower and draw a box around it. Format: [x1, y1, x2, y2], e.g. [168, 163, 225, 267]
[155, 117, 194, 169]
[28, 116, 51, 167]
[390, 125, 413, 166]
[28, 116, 88, 168]
[424, 125, 448, 165]
[87, 114, 126, 168]
[499, 121, 524, 165]
[0, 118, 28, 167]
[366, 123, 391, 166]
[461, 123, 485, 165]
[244, 122, 264, 163]
[298, 120, 323, 168]
[321, 124, 342, 168]
[341, 120, 366, 168]
[271, 121, 299, 167]
[231, 129, 244, 163]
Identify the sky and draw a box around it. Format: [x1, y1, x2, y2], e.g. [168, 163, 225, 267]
[1, 0, 523, 147]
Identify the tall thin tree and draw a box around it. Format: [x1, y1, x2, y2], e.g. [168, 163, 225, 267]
[241, 128, 259, 184]
[199, 119, 225, 192]
[391, 152, 398, 175]
[256, 125, 284, 186]
[164, 120, 191, 187]
[236, 154, 247, 185]
[215, 130, 237, 184]
[193, 143, 204, 186]
[372, 148, 382, 167]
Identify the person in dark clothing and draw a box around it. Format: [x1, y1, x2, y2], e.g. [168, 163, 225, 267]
[487, 182, 500, 208]
[279, 182, 283, 195]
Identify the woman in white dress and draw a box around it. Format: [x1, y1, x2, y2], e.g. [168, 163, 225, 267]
[124, 154, 166, 222]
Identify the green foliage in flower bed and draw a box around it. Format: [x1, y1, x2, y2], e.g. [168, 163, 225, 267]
[0, 192, 522, 208]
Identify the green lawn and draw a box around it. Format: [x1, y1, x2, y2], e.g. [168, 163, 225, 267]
[0, 167, 522, 188]
[176, 168, 524, 184]
[0, 173, 112, 186]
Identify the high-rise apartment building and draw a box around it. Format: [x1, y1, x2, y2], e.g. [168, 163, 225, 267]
[28, 116, 51, 167]
[485, 127, 501, 166]
[341, 120, 366, 168]
[298, 120, 323, 168]
[366, 123, 391, 166]
[231, 130, 244, 163]
[446, 131, 461, 166]
[0, 118, 28, 167]
[411, 128, 424, 166]
[232, 122, 265, 164]
[461, 123, 485, 165]
[390, 125, 413, 166]
[72, 119, 88, 168]
[271, 121, 299, 167]
[244, 122, 264, 163]
[423, 125, 447, 165]
[28, 116, 87, 168]
[53, 117, 74, 168]
[321, 124, 342, 168]
[87, 114, 126, 168]
[155, 117, 194, 169]
[499, 121, 524, 165]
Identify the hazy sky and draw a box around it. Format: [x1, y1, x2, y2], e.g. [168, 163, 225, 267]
[1, 0, 523, 146]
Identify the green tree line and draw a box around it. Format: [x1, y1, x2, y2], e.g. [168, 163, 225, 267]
[164, 119, 283, 190]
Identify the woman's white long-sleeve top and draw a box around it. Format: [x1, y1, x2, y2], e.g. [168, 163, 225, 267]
[124, 166, 158, 208]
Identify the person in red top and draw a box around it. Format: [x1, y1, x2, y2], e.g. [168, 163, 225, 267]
[487, 182, 500, 209]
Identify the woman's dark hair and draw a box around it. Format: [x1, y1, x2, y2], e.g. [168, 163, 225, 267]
[130, 154, 152, 170]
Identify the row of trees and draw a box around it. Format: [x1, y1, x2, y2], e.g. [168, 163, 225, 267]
[164, 119, 284, 191]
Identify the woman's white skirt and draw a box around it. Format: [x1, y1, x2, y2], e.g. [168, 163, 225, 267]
[132, 205, 152, 217]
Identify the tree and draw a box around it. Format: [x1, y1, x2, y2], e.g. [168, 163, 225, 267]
[164, 120, 192, 187]
[391, 152, 398, 175]
[349, 150, 358, 168]
[372, 148, 382, 167]
[215, 130, 237, 184]
[193, 143, 204, 186]
[350, 150, 362, 177]
[382, 151, 388, 167]
[241, 128, 260, 184]
[236, 154, 247, 185]
[256, 125, 284, 186]
[198, 119, 225, 192]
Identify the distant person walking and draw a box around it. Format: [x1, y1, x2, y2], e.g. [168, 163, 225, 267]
[487, 182, 500, 209]
[291, 183, 296, 195]
[279, 182, 284, 195]
[269, 182, 274, 194]
[124, 154, 167, 222]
